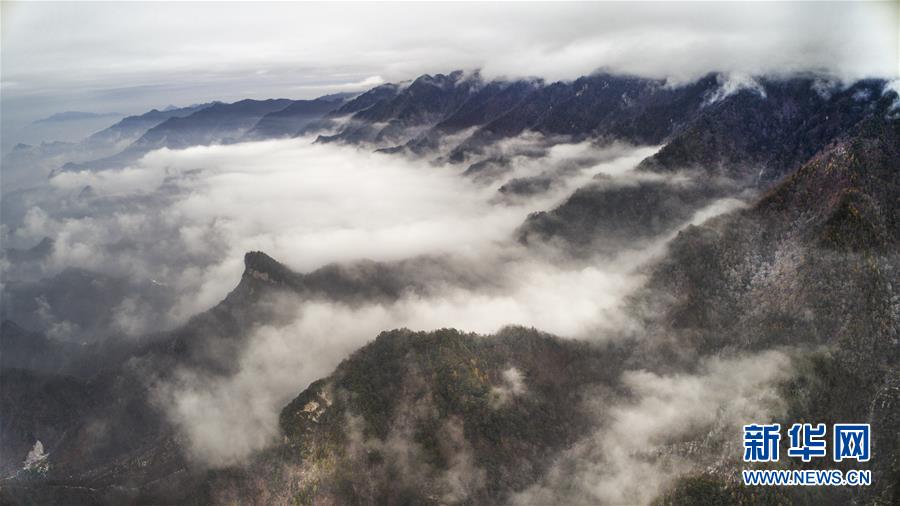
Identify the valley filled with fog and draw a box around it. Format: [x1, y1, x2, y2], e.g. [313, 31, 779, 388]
[2, 2, 898, 504]
[3, 128, 752, 463]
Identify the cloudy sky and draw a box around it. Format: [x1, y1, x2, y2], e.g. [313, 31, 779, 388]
[2, 1, 897, 128]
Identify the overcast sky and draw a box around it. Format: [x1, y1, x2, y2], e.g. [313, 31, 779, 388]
[2, 1, 898, 129]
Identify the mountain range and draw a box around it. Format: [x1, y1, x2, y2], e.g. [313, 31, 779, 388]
[34, 112, 124, 124]
[1, 69, 898, 505]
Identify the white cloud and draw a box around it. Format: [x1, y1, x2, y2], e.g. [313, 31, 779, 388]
[56, 136, 734, 465]
[2, 1, 896, 133]
[513, 350, 794, 505]
[7, 134, 751, 465]
[491, 366, 527, 408]
[13, 137, 662, 333]
[147, 199, 743, 466]
[705, 72, 767, 105]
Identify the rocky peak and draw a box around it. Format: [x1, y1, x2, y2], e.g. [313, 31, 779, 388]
[242, 251, 296, 286]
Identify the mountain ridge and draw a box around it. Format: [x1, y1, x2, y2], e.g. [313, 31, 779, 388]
[2, 67, 899, 505]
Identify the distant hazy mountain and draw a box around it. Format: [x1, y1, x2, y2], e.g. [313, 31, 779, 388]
[129, 98, 295, 150]
[83, 102, 216, 148]
[57, 97, 342, 172]
[34, 111, 123, 123]
[1, 103, 216, 191]
[0, 266, 172, 345]
[243, 95, 349, 140]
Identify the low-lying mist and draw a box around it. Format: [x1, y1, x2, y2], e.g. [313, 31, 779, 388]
[3, 137, 660, 336]
[512, 350, 794, 505]
[4, 134, 755, 477]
